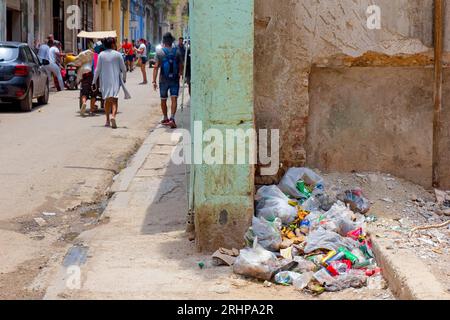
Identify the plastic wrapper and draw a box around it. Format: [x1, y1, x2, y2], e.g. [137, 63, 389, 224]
[274, 271, 302, 285]
[233, 245, 281, 281]
[304, 228, 360, 253]
[278, 168, 324, 199]
[324, 270, 368, 292]
[245, 217, 282, 252]
[338, 189, 371, 214]
[255, 185, 298, 224]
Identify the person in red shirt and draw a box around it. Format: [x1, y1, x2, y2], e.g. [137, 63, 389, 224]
[120, 38, 134, 72]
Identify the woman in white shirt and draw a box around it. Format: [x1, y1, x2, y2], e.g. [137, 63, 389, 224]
[92, 37, 130, 129]
[136, 39, 148, 85]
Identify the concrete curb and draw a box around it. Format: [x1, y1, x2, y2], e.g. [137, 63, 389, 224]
[110, 127, 164, 193]
[370, 234, 450, 300]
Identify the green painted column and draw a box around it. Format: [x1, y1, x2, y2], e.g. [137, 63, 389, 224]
[190, 0, 255, 252]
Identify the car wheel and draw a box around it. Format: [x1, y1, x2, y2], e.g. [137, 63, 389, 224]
[37, 81, 49, 105]
[20, 86, 33, 112]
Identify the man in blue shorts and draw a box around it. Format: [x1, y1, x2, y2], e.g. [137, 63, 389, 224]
[152, 32, 183, 129]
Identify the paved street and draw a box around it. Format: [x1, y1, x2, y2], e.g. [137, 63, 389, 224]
[0, 70, 164, 298]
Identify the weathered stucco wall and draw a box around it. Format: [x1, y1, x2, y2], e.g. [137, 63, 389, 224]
[254, 0, 439, 185]
[441, 71, 450, 188]
[307, 67, 434, 187]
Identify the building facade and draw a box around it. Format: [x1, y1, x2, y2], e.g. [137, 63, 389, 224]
[129, 0, 144, 42]
[93, 0, 130, 44]
[0, 0, 140, 52]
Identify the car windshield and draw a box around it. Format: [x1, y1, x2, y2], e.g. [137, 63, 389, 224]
[0, 46, 19, 62]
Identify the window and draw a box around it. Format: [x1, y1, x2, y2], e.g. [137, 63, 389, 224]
[22, 47, 34, 63]
[30, 49, 41, 65]
[0, 46, 19, 62]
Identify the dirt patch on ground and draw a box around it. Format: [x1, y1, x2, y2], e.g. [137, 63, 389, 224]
[0, 257, 48, 300]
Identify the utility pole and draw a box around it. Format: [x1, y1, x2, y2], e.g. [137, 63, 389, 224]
[433, 0, 444, 188]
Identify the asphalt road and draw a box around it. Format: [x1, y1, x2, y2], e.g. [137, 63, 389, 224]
[0, 70, 162, 220]
[0, 69, 163, 281]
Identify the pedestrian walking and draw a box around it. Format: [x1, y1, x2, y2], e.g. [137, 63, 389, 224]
[152, 32, 184, 129]
[136, 39, 148, 84]
[177, 37, 186, 58]
[120, 38, 134, 72]
[79, 42, 104, 117]
[47, 39, 65, 91]
[92, 37, 130, 129]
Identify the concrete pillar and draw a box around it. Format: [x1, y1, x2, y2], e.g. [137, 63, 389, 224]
[26, 0, 34, 45]
[0, 0, 6, 41]
[190, 0, 255, 252]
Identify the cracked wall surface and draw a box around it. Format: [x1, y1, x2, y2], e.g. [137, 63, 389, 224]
[254, 0, 450, 187]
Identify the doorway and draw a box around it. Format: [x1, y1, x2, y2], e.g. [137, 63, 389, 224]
[6, 8, 21, 42]
[52, 0, 64, 43]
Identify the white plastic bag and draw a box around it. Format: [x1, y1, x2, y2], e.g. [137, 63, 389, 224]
[255, 185, 298, 224]
[278, 168, 324, 199]
[246, 216, 282, 252]
[323, 201, 363, 236]
[233, 245, 281, 281]
[304, 227, 359, 253]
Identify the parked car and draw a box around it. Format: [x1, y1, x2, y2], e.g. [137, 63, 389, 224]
[0, 41, 50, 112]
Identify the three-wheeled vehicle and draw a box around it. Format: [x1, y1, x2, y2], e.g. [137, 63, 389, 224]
[75, 30, 118, 111]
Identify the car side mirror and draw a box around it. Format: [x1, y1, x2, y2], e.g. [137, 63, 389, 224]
[41, 59, 50, 66]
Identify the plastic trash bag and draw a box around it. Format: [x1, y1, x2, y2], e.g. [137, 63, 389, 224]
[323, 201, 364, 236]
[337, 189, 371, 214]
[324, 270, 368, 292]
[255, 185, 298, 224]
[278, 168, 324, 199]
[302, 193, 334, 212]
[245, 216, 282, 252]
[304, 228, 359, 253]
[233, 245, 281, 281]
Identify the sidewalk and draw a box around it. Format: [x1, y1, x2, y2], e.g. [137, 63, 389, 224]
[41, 102, 237, 299]
[40, 102, 399, 300]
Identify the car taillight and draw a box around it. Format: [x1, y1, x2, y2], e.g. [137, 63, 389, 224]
[14, 65, 29, 76]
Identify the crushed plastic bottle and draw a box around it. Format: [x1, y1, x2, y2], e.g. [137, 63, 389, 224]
[313, 268, 335, 285]
[293, 272, 314, 291]
[274, 271, 302, 286]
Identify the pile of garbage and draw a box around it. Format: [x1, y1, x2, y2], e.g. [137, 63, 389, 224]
[233, 168, 385, 294]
